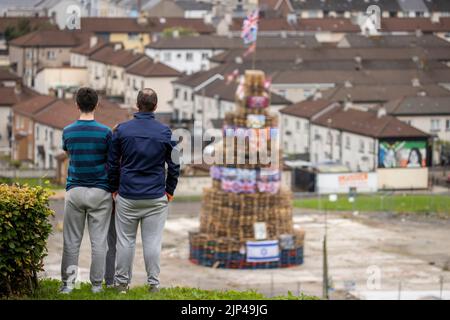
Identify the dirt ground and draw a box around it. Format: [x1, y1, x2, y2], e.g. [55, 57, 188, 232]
[43, 199, 450, 300]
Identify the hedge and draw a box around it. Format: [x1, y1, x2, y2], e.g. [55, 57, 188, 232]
[0, 184, 54, 297]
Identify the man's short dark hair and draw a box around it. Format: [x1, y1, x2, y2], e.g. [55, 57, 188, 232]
[76, 87, 98, 113]
[137, 88, 158, 112]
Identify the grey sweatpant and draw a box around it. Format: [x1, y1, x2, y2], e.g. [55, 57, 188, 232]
[114, 194, 168, 286]
[61, 187, 112, 286]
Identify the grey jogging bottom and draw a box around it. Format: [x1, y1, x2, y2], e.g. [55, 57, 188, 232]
[114, 194, 168, 286]
[61, 187, 112, 286]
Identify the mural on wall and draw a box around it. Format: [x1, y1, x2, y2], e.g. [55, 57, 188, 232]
[378, 141, 427, 168]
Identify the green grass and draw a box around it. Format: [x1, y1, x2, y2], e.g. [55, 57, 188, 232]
[0, 178, 63, 190]
[173, 195, 203, 202]
[15, 279, 317, 300]
[294, 194, 450, 215]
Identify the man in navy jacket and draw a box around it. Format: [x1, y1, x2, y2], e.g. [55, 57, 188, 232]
[108, 88, 180, 293]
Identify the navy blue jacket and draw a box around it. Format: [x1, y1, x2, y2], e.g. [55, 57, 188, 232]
[107, 112, 180, 199]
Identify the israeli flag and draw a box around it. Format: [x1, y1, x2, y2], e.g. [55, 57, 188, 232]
[246, 240, 280, 262]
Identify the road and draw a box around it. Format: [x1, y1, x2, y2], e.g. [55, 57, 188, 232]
[43, 199, 450, 299]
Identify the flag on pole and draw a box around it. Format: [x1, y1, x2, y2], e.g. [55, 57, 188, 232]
[226, 69, 240, 84]
[264, 77, 272, 89]
[236, 75, 245, 99]
[241, 9, 259, 45]
[243, 42, 256, 57]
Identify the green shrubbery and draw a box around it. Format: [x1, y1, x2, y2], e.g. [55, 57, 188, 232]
[0, 184, 54, 297]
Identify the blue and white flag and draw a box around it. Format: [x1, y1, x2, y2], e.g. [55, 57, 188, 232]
[246, 240, 280, 262]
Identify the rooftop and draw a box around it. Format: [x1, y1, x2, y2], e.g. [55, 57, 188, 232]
[89, 46, 146, 68]
[126, 56, 180, 77]
[279, 100, 332, 119]
[0, 85, 37, 106]
[385, 96, 450, 116]
[80, 17, 214, 34]
[146, 35, 320, 49]
[281, 100, 429, 138]
[314, 104, 429, 138]
[14, 95, 130, 129]
[9, 29, 88, 47]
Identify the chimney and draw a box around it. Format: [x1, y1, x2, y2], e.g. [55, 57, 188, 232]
[90, 36, 98, 48]
[411, 77, 421, 87]
[354, 56, 362, 70]
[113, 43, 123, 51]
[224, 13, 232, 25]
[377, 106, 387, 118]
[287, 13, 298, 25]
[172, 29, 180, 38]
[431, 13, 440, 24]
[14, 81, 22, 95]
[344, 95, 352, 111]
[137, 11, 148, 26]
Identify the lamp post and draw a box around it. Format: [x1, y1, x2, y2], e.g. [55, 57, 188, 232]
[327, 118, 333, 161]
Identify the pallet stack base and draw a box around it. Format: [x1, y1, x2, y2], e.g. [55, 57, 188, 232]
[188, 229, 305, 269]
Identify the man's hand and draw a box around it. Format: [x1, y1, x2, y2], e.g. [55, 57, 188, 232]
[165, 192, 174, 202]
[112, 191, 118, 200]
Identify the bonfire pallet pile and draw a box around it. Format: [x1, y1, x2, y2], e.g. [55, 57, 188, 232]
[188, 70, 305, 269]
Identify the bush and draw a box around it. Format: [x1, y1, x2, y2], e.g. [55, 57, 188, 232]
[0, 184, 54, 297]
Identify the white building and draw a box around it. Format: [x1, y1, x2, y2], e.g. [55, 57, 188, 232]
[87, 44, 147, 97]
[124, 57, 181, 114]
[386, 96, 450, 143]
[145, 35, 239, 74]
[34, 67, 88, 97]
[279, 100, 430, 172]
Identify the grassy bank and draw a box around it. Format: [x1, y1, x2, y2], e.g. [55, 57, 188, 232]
[15, 279, 316, 300]
[294, 194, 450, 215]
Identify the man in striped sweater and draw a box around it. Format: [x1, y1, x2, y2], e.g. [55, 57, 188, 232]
[60, 87, 113, 294]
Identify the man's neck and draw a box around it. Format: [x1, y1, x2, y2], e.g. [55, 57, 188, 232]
[79, 113, 95, 121]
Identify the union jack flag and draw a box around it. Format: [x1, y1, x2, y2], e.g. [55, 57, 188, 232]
[241, 9, 259, 45]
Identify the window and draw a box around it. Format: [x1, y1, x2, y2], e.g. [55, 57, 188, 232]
[284, 118, 288, 126]
[359, 139, 365, 153]
[296, 121, 300, 130]
[184, 91, 188, 101]
[201, 52, 209, 60]
[431, 119, 441, 132]
[128, 33, 139, 40]
[47, 51, 56, 60]
[305, 122, 309, 131]
[446, 120, 450, 131]
[141, 80, 144, 89]
[326, 132, 332, 145]
[49, 131, 54, 147]
[303, 89, 313, 99]
[45, 129, 48, 141]
[369, 141, 374, 154]
[49, 155, 53, 169]
[175, 88, 180, 99]
[346, 136, 351, 149]
[186, 53, 193, 61]
[335, 133, 340, 146]
[36, 126, 40, 140]
[26, 50, 32, 60]
[164, 52, 171, 61]
[176, 53, 182, 59]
